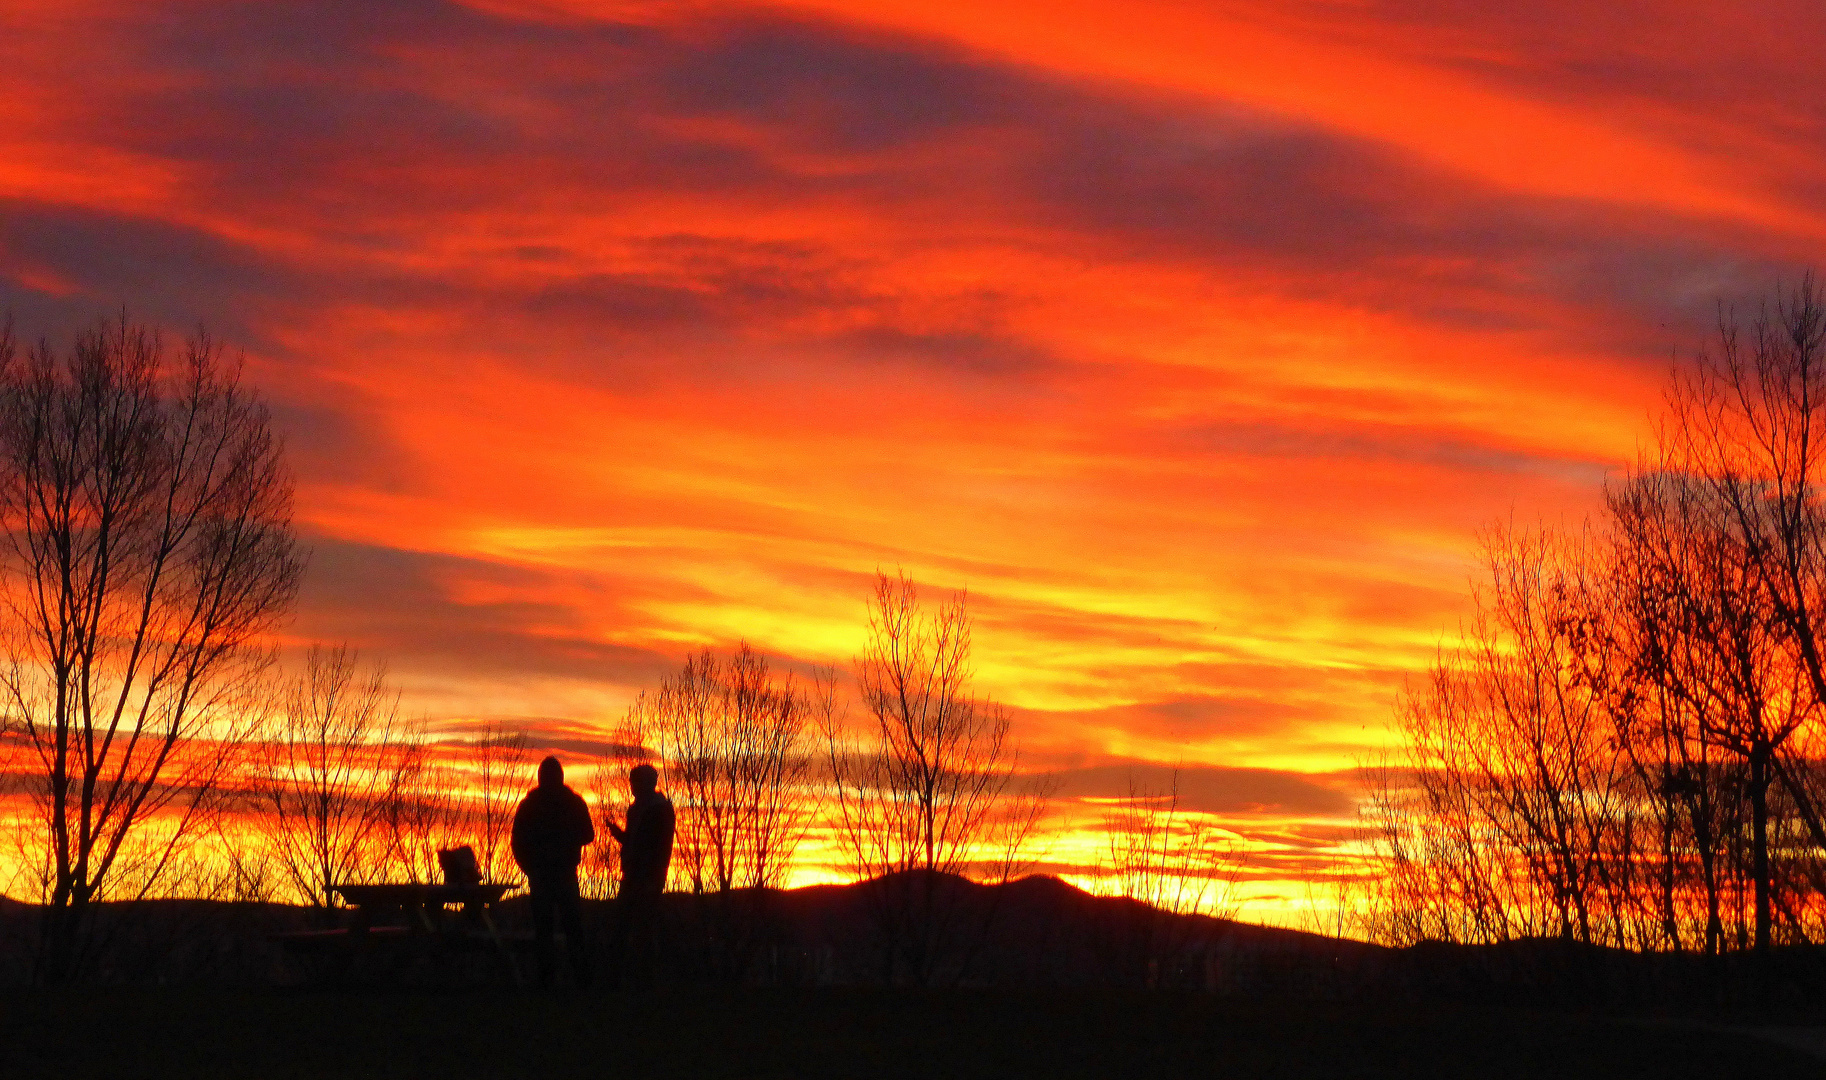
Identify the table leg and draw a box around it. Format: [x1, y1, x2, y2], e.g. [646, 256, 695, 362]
[412, 900, 439, 934]
[481, 906, 522, 988]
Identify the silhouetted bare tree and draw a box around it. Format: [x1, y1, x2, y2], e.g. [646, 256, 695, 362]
[378, 733, 465, 887]
[1368, 282, 1826, 966]
[1100, 770, 1236, 986]
[0, 316, 302, 982]
[824, 571, 1045, 984]
[622, 644, 816, 981]
[638, 643, 815, 894]
[467, 719, 529, 885]
[1580, 524, 1745, 954]
[1605, 471, 1814, 955]
[1370, 526, 1642, 948]
[253, 645, 412, 908]
[1632, 280, 1826, 954]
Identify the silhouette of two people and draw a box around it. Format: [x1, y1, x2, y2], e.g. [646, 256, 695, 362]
[511, 756, 676, 990]
[606, 762, 674, 989]
[511, 755, 594, 988]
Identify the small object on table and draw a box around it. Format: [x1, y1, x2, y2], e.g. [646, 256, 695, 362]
[439, 846, 483, 886]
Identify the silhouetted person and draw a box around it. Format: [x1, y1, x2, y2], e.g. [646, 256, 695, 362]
[511, 755, 595, 988]
[605, 763, 674, 988]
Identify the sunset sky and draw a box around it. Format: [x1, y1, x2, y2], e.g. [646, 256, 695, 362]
[3, 1, 1821, 918]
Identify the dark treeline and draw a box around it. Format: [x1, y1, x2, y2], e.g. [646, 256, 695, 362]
[1367, 279, 1826, 966]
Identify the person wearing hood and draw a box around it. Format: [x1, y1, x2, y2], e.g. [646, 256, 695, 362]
[511, 754, 595, 988]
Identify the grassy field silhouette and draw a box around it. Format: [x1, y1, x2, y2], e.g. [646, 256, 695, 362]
[5, 987, 1818, 1079]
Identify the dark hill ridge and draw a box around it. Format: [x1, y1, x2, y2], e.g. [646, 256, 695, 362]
[725, 869, 1382, 989]
[0, 872, 1368, 988]
[4, 873, 1824, 1003]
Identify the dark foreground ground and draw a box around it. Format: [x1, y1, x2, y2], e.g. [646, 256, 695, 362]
[3, 989, 1820, 1080]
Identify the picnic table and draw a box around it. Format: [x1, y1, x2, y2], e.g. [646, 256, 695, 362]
[275, 882, 524, 985]
[334, 882, 514, 934]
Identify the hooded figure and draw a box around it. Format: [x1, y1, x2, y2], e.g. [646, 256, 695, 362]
[512, 756, 594, 875]
[511, 755, 594, 987]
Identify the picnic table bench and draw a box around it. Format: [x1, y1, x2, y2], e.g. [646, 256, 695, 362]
[274, 882, 523, 985]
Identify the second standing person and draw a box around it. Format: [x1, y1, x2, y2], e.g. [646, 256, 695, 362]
[605, 762, 675, 987]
